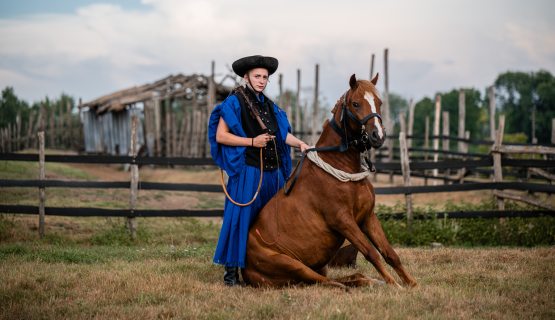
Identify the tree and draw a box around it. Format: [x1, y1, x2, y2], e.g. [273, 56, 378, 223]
[495, 70, 555, 144]
[411, 88, 487, 148]
[0, 87, 30, 128]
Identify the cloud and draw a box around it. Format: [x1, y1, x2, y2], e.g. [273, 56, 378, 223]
[0, 0, 554, 106]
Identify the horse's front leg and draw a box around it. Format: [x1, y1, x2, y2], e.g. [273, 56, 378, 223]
[332, 211, 401, 287]
[363, 211, 418, 287]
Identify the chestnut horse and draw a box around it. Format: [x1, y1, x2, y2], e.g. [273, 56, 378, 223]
[242, 74, 417, 289]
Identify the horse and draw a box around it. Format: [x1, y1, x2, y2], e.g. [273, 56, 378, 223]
[241, 74, 418, 289]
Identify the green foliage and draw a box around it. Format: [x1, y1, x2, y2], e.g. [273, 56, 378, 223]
[495, 70, 555, 144]
[0, 87, 30, 128]
[378, 200, 555, 246]
[503, 132, 528, 144]
[411, 88, 486, 148]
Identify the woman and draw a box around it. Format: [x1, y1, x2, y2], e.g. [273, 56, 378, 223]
[208, 55, 309, 286]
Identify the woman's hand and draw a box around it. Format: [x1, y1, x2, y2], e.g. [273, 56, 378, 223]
[299, 141, 310, 153]
[253, 133, 275, 148]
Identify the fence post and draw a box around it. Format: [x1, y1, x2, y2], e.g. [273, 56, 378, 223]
[551, 118, 555, 145]
[16, 113, 21, 151]
[458, 89, 466, 153]
[311, 64, 319, 145]
[424, 116, 430, 185]
[492, 115, 505, 210]
[432, 95, 441, 184]
[369, 53, 375, 80]
[442, 111, 450, 181]
[127, 116, 139, 239]
[384, 48, 394, 183]
[459, 131, 470, 184]
[488, 86, 496, 142]
[407, 99, 415, 149]
[295, 69, 301, 149]
[399, 131, 413, 233]
[38, 131, 46, 238]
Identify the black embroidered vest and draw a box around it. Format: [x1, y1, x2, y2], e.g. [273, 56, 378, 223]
[234, 88, 279, 170]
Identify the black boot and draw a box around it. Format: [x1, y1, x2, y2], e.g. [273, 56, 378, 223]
[223, 266, 238, 286]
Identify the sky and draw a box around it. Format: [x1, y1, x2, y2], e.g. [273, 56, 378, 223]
[0, 0, 554, 110]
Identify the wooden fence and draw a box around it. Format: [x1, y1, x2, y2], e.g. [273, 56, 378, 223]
[1, 122, 554, 238]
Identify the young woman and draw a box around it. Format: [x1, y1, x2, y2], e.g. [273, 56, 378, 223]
[207, 55, 309, 286]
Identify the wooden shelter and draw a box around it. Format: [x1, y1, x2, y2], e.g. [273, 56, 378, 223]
[79, 73, 234, 157]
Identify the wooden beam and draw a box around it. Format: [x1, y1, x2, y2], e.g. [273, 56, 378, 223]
[493, 190, 554, 211]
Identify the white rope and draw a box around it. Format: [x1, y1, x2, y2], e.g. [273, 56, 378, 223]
[307, 150, 370, 182]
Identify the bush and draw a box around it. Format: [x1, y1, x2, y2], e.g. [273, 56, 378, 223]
[377, 200, 555, 246]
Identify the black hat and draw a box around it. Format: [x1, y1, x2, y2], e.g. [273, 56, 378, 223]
[232, 55, 278, 77]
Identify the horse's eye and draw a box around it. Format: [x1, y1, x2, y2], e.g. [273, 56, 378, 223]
[352, 102, 360, 108]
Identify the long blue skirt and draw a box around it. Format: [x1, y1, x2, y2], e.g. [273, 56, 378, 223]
[213, 165, 285, 268]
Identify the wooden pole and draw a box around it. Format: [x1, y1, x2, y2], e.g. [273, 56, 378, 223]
[16, 113, 21, 151]
[399, 131, 413, 233]
[488, 86, 496, 142]
[49, 108, 55, 148]
[165, 85, 172, 157]
[38, 131, 46, 238]
[295, 69, 301, 141]
[459, 131, 470, 184]
[207, 61, 216, 114]
[432, 95, 441, 181]
[442, 111, 450, 152]
[171, 114, 177, 158]
[399, 112, 407, 138]
[278, 73, 283, 109]
[127, 116, 139, 239]
[552, 118, 555, 144]
[458, 89, 466, 153]
[492, 115, 505, 210]
[154, 97, 161, 156]
[7, 123, 12, 152]
[383, 48, 393, 183]
[531, 106, 537, 144]
[442, 111, 450, 181]
[65, 100, 72, 148]
[407, 99, 415, 149]
[26, 111, 34, 149]
[369, 53, 375, 80]
[424, 116, 430, 161]
[311, 64, 319, 145]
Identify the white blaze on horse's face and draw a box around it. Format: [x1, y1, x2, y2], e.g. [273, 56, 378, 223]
[364, 91, 384, 139]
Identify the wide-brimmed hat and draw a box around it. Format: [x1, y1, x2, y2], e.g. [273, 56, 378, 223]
[232, 55, 278, 77]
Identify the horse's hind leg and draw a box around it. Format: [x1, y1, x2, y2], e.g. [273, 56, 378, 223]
[365, 212, 418, 287]
[333, 272, 385, 287]
[249, 253, 347, 290]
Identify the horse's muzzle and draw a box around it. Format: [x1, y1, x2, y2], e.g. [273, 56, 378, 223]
[369, 128, 385, 149]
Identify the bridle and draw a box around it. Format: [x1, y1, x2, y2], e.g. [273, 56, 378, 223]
[284, 89, 383, 195]
[329, 91, 383, 153]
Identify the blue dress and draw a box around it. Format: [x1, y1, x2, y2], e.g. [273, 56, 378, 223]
[208, 93, 292, 268]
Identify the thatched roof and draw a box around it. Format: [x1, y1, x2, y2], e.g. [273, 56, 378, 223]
[80, 73, 235, 114]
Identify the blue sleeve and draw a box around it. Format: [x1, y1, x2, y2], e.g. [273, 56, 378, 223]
[208, 95, 246, 177]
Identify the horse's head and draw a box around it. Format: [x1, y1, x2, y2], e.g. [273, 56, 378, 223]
[331, 74, 386, 151]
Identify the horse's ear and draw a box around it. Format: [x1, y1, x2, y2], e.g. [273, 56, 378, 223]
[370, 73, 379, 85]
[349, 74, 358, 89]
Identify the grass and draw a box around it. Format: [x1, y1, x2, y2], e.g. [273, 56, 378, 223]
[0, 215, 554, 320]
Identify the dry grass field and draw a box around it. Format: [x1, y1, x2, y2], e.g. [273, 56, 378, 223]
[1, 155, 554, 319]
[1, 216, 554, 320]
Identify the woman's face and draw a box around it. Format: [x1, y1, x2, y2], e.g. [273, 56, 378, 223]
[245, 68, 269, 93]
